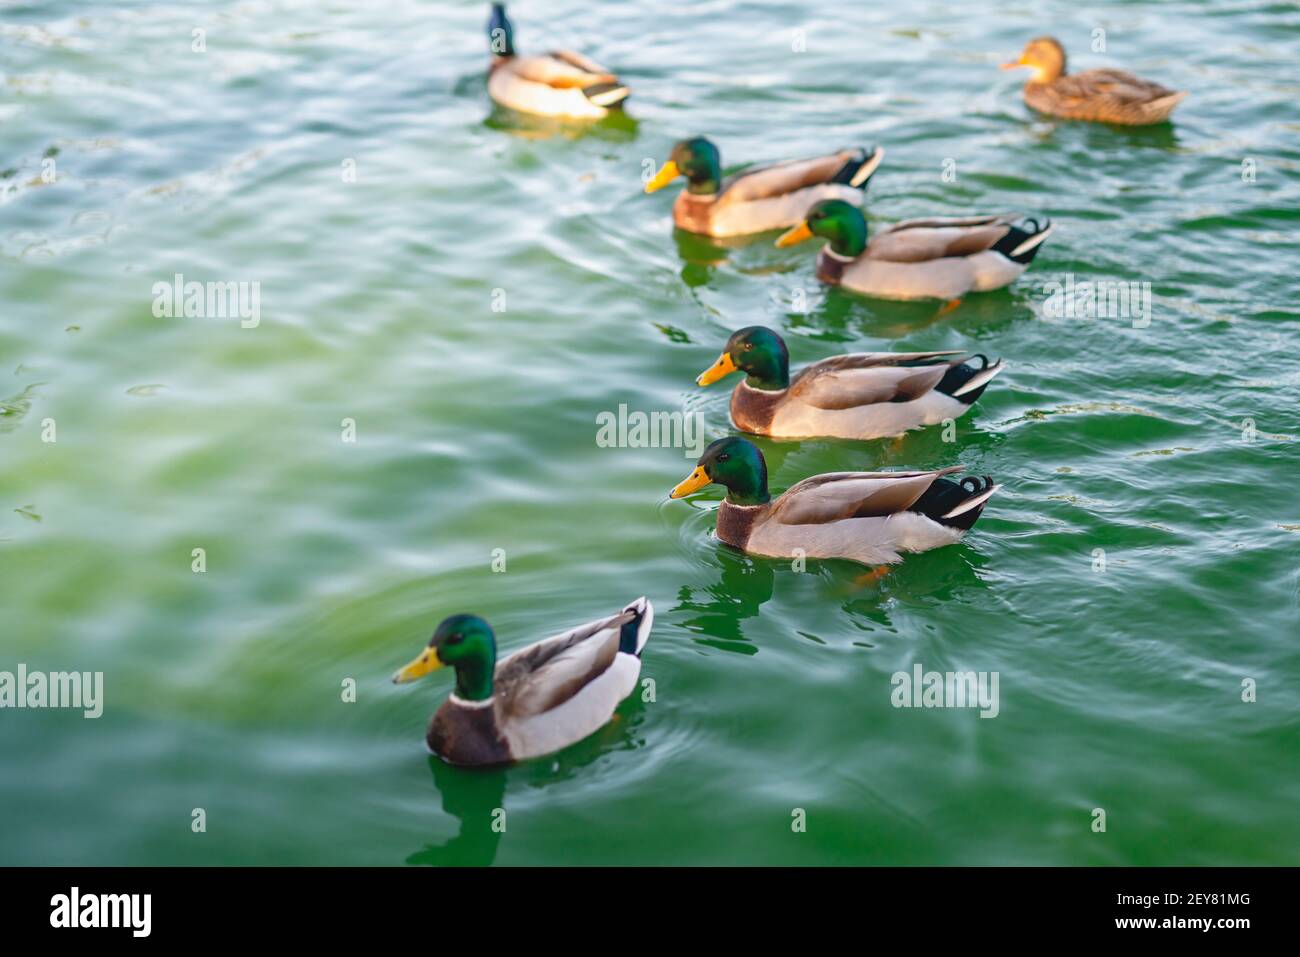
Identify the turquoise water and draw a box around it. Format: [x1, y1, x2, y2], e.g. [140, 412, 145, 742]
[1, 0, 1298, 865]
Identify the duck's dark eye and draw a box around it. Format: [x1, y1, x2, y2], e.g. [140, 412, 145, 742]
[445, 633, 464, 645]
[743, 342, 753, 350]
[717, 453, 730, 463]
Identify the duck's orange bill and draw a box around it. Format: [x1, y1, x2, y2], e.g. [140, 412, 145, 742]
[644, 160, 680, 193]
[670, 466, 711, 499]
[696, 351, 737, 386]
[392, 647, 443, 684]
[775, 221, 813, 248]
[1000, 57, 1026, 70]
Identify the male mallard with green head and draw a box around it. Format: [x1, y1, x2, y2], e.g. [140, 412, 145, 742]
[775, 199, 1053, 301]
[696, 325, 1004, 440]
[486, 3, 629, 120]
[1002, 36, 1186, 125]
[644, 136, 884, 237]
[670, 436, 998, 568]
[393, 598, 653, 766]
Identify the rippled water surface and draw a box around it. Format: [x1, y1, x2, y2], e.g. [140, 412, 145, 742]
[2, 0, 1298, 865]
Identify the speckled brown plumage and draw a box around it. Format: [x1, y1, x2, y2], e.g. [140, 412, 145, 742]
[1025, 72, 1186, 125]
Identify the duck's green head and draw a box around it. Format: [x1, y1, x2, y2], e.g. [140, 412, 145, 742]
[645, 136, 722, 195]
[487, 3, 516, 58]
[697, 325, 790, 391]
[393, 613, 498, 701]
[776, 199, 868, 257]
[670, 436, 770, 506]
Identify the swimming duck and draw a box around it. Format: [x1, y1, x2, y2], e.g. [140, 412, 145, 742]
[486, 4, 629, 120]
[392, 597, 653, 766]
[645, 136, 884, 238]
[696, 325, 1004, 440]
[775, 200, 1053, 301]
[670, 437, 998, 567]
[1002, 36, 1186, 126]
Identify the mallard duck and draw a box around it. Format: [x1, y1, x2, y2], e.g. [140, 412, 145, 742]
[486, 4, 629, 120]
[775, 199, 1053, 301]
[392, 597, 653, 766]
[696, 325, 1005, 440]
[670, 437, 998, 567]
[1002, 36, 1186, 126]
[644, 136, 884, 237]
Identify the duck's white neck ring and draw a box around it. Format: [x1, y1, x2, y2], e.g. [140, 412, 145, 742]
[449, 693, 495, 709]
[739, 380, 788, 395]
[822, 247, 855, 263]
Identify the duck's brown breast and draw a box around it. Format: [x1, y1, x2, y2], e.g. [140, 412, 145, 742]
[715, 501, 764, 550]
[816, 248, 847, 285]
[673, 191, 717, 234]
[427, 699, 512, 766]
[730, 383, 785, 434]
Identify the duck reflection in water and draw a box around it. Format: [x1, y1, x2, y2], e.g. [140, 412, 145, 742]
[672, 227, 803, 289]
[406, 758, 507, 867]
[407, 706, 650, 866]
[484, 103, 638, 142]
[674, 548, 776, 654]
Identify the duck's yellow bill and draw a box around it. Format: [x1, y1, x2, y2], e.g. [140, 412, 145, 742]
[670, 465, 711, 499]
[696, 351, 737, 386]
[644, 160, 680, 193]
[775, 222, 813, 248]
[392, 647, 444, 684]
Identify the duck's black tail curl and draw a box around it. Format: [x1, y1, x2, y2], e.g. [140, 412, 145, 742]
[935, 354, 1005, 405]
[908, 475, 1000, 531]
[618, 597, 654, 656]
[992, 217, 1054, 264]
[830, 145, 885, 190]
[584, 81, 630, 109]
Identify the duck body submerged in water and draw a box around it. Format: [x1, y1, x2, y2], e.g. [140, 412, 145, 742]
[486, 3, 630, 120]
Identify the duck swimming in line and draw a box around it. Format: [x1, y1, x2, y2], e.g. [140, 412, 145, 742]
[393, 598, 653, 766]
[486, 3, 630, 120]
[775, 199, 1053, 302]
[645, 136, 884, 238]
[670, 436, 998, 569]
[695, 325, 1004, 440]
[1002, 36, 1186, 126]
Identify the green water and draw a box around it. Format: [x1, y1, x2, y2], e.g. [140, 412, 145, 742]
[2, 0, 1298, 866]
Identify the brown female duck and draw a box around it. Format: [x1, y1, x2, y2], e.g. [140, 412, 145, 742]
[1002, 36, 1186, 126]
